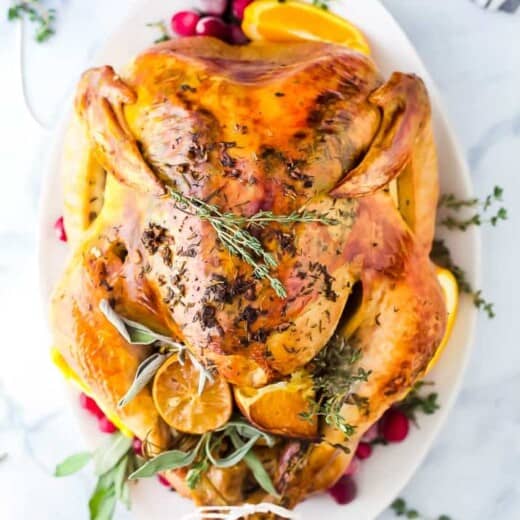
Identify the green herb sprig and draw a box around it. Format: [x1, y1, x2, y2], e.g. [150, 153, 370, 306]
[438, 185, 507, 231]
[431, 239, 495, 318]
[391, 498, 452, 520]
[168, 187, 338, 298]
[302, 334, 370, 440]
[99, 300, 214, 407]
[7, 0, 56, 42]
[146, 20, 171, 43]
[130, 419, 279, 497]
[55, 433, 140, 520]
[312, 0, 332, 10]
[395, 381, 439, 426]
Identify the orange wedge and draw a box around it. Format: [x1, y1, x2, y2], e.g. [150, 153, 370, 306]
[152, 355, 232, 434]
[242, 0, 370, 55]
[234, 371, 317, 438]
[425, 266, 459, 373]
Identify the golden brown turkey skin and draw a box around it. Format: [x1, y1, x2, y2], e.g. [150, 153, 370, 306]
[51, 37, 446, 508]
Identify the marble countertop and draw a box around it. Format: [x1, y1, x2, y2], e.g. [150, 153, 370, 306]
[0, 1, 518, 519]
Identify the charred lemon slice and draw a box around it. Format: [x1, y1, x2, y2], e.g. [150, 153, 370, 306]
[425, 267, 459, 372]
[152, 355, 232, 434]
[242, 0, 371, 55]
[234, 371, 317, 438]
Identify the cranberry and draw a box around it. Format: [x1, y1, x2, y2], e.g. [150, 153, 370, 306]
[378, 408, 410, 443]
[171, 11, 200, 37]
[195, 16, 230, 41]
[361, 423, 378, 443]
[132, 437, 143, 456]
[232, 0, 254, 20]
[328, 475, 357, 505]
[200, 0, 227, 16]
[229, 24, 249, 45]
[355, 442, 373, 460]
[157, 474, 171, 487]
[98, 416, 117, 434]
[344, 457, 359, 476]
[79, 393, 104, 419]
[54, 216, 67, 242]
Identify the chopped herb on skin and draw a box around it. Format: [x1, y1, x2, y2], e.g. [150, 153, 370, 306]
[168, 187, 337, 298]
[146, 20, 171, 43]
[391, 498, 452, 520]
[431, 239, 495, 318]
[7, 0, 56, 42]
[302, 334, 371, 440]
[438, 185, 507, 231]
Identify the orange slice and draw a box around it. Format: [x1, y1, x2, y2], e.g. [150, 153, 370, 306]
[152, 355, 232, 434]
[425, 266, 459, 373]
[242, 0, 370, 55]
[234, 371, 317, 438]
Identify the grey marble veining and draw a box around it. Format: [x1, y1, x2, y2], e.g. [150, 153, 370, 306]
[0, 1, 519, 519]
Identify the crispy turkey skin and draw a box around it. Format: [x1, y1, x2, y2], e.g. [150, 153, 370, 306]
[52, 37, 446, 508]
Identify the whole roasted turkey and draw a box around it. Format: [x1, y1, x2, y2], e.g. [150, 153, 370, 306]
[51, 37, 446, 511]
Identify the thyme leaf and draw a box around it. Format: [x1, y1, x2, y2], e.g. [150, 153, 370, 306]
[391, 497, 452, 520]
[303, 334, 370, 440]
[430, 239, 495, 318]
[395, 381, 439, 426]
[146, 20, 171, 43]
[7, 0, 56, 42]
[168, 187, 337, 298]
[438, 185, 507, 231]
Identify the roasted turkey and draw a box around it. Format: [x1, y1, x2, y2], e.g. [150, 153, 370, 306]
[51, 37, 446, 513]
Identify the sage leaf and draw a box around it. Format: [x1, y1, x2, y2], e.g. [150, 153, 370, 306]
[54, 451, 92, 477]
[206, 432, 260, 468]
[120, 482, 131, 510]
[93, 433, 132, 477]
[219, 420, 276, 447]
[118, 353, 168, 408]
[230, 431, 280, 498]
[89, 483, 117, 520]
[113, 455, 129, 501]
[128, 448, 198, 479]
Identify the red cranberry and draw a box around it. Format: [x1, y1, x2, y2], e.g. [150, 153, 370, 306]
[54, 216, 67, 242]
[195, 16, 230, 41]
[355, 442, 373, 460]
[229, 24, 249, 45]
[344, 457, 359, 476]
[378, 408, 410, 443]
[79, 393, 104, 419]
[361, 423, 378, 443]
[98, 416, 117, 434]
[157, 474, 171, 487]
[232, 0, 254, 20]
[200, 0, 227, 16]
[328, 475, 357, 505]
[132, 437, 143, 455]
[171, 11, 200, 37]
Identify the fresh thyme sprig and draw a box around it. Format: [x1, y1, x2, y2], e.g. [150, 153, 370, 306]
[391, 498, 452, 520]
[7, 0, 56, 42]
[396, 381, 439, 426]
[146, 20, 171, 43]
[438, 185, 507, 231]
[168, 187, 337, 298]
[431, 239, 495, 318]
[302, 334, 371, 440]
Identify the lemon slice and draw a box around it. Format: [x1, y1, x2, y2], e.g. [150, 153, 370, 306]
[152, 355, 232, 434]
[425, 266, 459, 372]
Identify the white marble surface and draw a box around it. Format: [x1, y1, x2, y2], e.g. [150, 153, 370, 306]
[0, 1, 519, 519]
